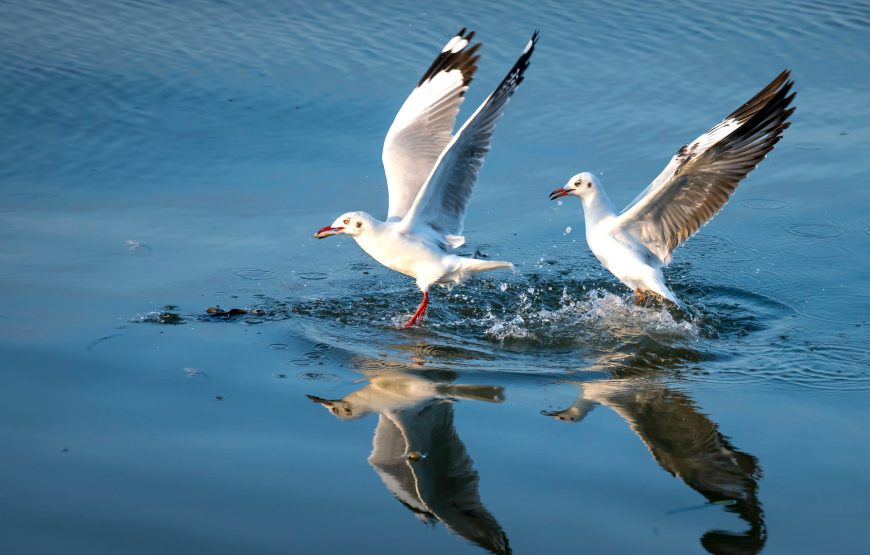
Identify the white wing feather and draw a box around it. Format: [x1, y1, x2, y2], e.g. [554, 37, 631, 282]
[382, 29, 480, 221]
[401, 32, 538, 241]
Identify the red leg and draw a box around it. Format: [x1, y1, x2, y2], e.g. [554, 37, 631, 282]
[403, 291, 429, 328]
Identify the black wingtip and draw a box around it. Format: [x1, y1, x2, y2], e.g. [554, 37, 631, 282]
[417, 28, 481, 88]
[728, 69, 795, 123]
[491, 30, 539, 97]
[526, 30, 540, 54]
[717, 69, 796, 164]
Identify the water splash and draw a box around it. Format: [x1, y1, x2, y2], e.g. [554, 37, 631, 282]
[129, 266, 869, 388]
[483, 288, 699, 344]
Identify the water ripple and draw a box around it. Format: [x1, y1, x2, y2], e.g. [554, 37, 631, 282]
[792, 292, 870, 326]
[739, 198, 788, 210]
[785, 223, 845, 239]
[230, 268, 280, 281]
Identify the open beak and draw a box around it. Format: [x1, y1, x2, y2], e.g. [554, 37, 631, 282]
[549, 187, 570, 200]
[313, 226, 344, 239]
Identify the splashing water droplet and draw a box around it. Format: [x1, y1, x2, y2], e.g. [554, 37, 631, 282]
[484, 289, 700, 344]
[564, 226, 572, 235]
[499, 283, 509, 292]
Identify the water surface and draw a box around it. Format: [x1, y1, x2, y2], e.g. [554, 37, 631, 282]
[2, 1, 869, 554]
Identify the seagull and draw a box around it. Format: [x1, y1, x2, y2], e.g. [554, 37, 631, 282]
[315, 29, 538, 327]
[550, 70, 796, 306]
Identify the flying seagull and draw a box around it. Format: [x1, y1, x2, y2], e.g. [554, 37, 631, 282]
[550, 70, 795, 305]
[315, 29, 538, 327]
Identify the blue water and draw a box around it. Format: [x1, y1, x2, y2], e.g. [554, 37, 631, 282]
[2, 1, 869, 553]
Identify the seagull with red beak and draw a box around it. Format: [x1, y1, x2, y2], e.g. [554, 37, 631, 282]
[550, 71, 795, 306]
[315, 29, 538, 327]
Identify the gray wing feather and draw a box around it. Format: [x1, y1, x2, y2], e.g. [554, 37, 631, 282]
[616, 71, 796, 264]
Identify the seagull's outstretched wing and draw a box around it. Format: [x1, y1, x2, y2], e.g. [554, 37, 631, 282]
[383, 29, 481, 221]
[401, 32, 539, 241]
[615, 70, 796, 265]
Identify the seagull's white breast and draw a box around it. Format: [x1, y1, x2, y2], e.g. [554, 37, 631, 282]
[354, 224, 447, 283]
[588, 222, 657, 286]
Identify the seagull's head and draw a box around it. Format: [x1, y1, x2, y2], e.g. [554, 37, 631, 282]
[306, 394, 360, 420]
[549, 172, 601, 201]
[314, 211, 373, 239]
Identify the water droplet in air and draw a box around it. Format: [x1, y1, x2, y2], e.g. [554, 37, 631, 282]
[564, 226, 572, 235]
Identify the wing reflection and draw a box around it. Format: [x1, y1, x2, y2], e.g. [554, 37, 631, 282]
[545, 376, 765, 555]
[308, 369, 510, 555]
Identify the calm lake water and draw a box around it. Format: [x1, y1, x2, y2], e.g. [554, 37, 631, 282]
[2, 1, 869, 553]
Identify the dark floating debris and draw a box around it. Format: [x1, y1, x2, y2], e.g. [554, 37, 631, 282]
[139, 304, 274, 325]
[158, 312, 184, 324]
[206, 306, 265, 319]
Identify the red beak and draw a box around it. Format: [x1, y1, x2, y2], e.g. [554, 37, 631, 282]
[314, 225, 344, 239]
[549, 187, 570, 200]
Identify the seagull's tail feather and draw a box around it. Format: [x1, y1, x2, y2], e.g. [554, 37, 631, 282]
[458, 257, 513, 274]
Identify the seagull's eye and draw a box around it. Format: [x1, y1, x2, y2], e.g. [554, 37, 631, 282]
[574, 180, 581, 186]
[356, 221, 362, 229]
[343, 218, 350, 225]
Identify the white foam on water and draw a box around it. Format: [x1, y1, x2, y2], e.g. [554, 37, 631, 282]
[484, 288, 699, 343]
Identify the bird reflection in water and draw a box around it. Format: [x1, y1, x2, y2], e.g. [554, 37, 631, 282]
[545, 374, 765, 555]
[308, 367, 510, 555]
